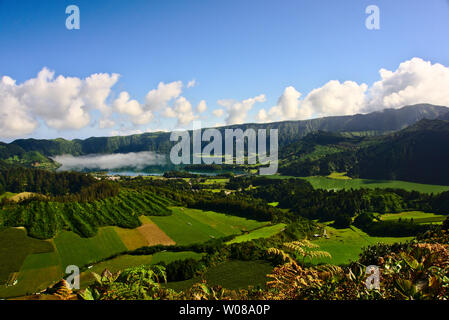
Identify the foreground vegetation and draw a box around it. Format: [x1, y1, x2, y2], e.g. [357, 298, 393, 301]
[1, 164, 449, 300]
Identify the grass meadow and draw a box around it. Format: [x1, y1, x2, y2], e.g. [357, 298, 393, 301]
[312, 226, 413, 265]
[226, 224, 287, 244]
[150, 207, 268, 245]
[265, 174, 449, 194]
[379, 211, 447, 224]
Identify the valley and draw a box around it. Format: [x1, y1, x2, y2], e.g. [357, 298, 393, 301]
[1, 104, 449, 300]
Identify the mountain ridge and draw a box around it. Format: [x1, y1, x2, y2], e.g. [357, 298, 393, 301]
[4, 104, 449, 158]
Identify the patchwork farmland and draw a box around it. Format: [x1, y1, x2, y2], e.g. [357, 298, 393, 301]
[0, 206, 269, 298]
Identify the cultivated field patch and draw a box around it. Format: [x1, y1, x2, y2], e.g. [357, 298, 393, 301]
[226, 224, 287, 244]
[136, 221, 176, 246]
[54, 227, 128, 269]
[303, 176, 449, 194]
[150, 208, 228, 245]
[313, 226, 413, 265]
[379, 211, 447, 224]
[181, 207, 269, 235]
[114, 227, 148, 250]
[0, 265, 62, 298]
[0, 228, 54, 284]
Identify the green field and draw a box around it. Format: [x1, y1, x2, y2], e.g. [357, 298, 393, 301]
[266, 174, 449, 194]
[166, 260, 273, 291]
[0, 228, 54, 284]
[303, 176, 449, 194]
[379, 211, 447, 224]
[0, 206, 271, 298]
[53, 227, 128, 269]
[312, 226, 412, 265]
[226, 224, 286, 244]
[327, 172, 352, 180]
[151, 207, 268, 245]
[0, 192, 16, 200]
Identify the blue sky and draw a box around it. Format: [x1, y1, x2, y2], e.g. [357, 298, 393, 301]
[1, 0, 449, 140]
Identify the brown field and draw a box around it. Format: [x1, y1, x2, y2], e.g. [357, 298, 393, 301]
[114, 227, 148, 250]
[115, 216, 175, 249]
[137, 220, 176, 246]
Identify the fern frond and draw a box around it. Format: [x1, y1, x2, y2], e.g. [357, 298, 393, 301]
[267, 247, 293, 262]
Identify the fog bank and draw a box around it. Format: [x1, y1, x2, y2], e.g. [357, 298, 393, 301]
[54, 151, 166, 171]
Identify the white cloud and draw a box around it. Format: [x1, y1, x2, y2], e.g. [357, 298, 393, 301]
[257, 58, 449, 123]
[163, 96, 198, 126]
[0, 77, 38, 137]
[113, 91, 143, 116]
[301, 80, 368, 118]
[0, 68, 119, 137]
[145, 81, 183, 111]
[366, 57, 449, 111]
[3, 58, 449, 138]
[196, 100, 207, 113]
[112, 91, 153, 125]
[187, 79, 197, 88]
[257, 86, 302, 122]
[256, 108, 268, 122]
[217, 94, 266, 125]
[81, 72, 120, 115]
[114, 81, 201, 127]
[213, 109, 224, 117]
[99, 118, 115, 129]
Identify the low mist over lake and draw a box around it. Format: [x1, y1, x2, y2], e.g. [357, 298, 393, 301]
[53, 151, 166, 171]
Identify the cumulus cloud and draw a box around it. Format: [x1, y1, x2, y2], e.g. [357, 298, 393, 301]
[213, 109, 224, 117]
[217, 94, 266, 125]
[54, 151, 166, 171]
[257, 86, 302, 122]
[301, 80, 368, 118]
[0, 78, 38, 137]
[112, 91, 154, 125]
[0, 68, 119, 137]
[3, 58, 449, 138]
[163, 96, 198, 126]
[196, 100, 207, 113]
[99, 118, 115, 129]
[365, 57, 449, 111]
[112, 80, 201, 127]
[256, 58, 449, 123]
[145, 81, 183, 111]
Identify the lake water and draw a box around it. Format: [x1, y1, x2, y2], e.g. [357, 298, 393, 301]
[106, 170, 244, 177]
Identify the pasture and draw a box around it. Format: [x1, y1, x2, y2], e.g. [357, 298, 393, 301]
[151, 207, 268, 245]
[379, 211, 447, 224]
[53, 227, 128, 269]
[312, 226, 413, 265]
[226, 224, 287, 244]
[264, 174, 449, 193]
[0, 228, 54, 285]
[302, 176, 449, 194]
[0, 206, 271, 298]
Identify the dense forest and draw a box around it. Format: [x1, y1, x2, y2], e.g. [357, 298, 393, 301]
[280, 119, 449, 185]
